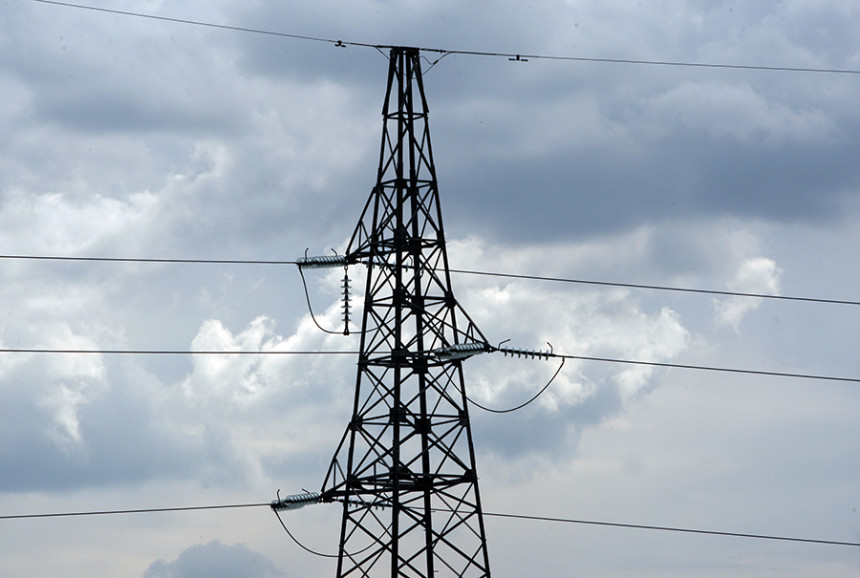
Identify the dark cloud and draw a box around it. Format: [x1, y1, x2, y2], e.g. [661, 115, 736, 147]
[442, 128, 860, 243]
[10, 0, 859, 250]
[472, 378, 622, 459]
[143, 541, 285, 578]
[0, 363, 247, 492]
[1, 1, 859, 576]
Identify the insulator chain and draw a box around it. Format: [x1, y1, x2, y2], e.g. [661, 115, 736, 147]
[431, 342, 491, 361]
[296, 254, 347, 269]
[341, 268, 351, 336]
[271, 490, 322, 512]
[431, 342, 558, 362]
[494, 340, 556, 360]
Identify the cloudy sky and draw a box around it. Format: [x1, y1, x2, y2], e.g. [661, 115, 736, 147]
[2, 0, 859, 576]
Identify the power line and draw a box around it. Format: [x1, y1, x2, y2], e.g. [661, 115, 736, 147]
[298, 265, 351, 336]
[273, 510, 340, 559]
[553, 353, 860, 384]
[481, 511, 860, 549]
[31, 0, 373, 48]
[0, 502, 269, 520]
[445, 51, 860, 75]
[4, 502, 857, 549]
[0, 254, 297, 265]
[449, 268, 860, 307]
[1, 346, 857, 385]
[273, 509, 381, 559]
[23, 4, 859, 567]
[3, 253, 857, 308]
[0, 348, 357, 355]
[32, 0, 860, 76]
[468, 358, 566, 414]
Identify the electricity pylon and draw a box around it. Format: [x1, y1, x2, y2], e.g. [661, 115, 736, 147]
[317, 46, 492, 577]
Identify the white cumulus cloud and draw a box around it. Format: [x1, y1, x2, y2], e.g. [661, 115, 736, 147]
[714, 256, 782, 331]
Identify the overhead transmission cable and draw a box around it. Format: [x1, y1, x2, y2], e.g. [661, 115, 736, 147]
[2, 253, 858, 307]
[298, 266, 348, 336]
[551, 352, 860, 384]
[31, 0, 374, 48]
[273, 506, 384, 559]
[468, 357, 566, 414]
[0, 254, 299, 265]
[448, 267, 860, 307]
[0, 348, 357, 355]
[3, 502, 858, 549]
[32, 0, 860, 75]
[273, 510, 340, 559]
[0, 346, 857, 384]
[479, 511, 860, 549]
[24, 0, 860, 561]
[0, 502, 270, 519]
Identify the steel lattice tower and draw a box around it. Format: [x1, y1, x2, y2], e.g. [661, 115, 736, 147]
[318, 46, 492, 577]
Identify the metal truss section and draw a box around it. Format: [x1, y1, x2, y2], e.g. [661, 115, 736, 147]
[320, 47, 492, 577]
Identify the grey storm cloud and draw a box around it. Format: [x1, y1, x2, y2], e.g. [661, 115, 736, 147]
[1, 1, 859, 576]
[143, 540, 285, 578]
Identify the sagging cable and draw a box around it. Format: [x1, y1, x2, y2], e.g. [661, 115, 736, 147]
[273, 509, 339, 559]
[271, 490, 382, 559]
[297, 250, 351, 336]
[469, 357, 566, 414]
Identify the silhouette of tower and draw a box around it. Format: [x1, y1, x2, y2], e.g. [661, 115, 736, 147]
[318, 46, 492, 577]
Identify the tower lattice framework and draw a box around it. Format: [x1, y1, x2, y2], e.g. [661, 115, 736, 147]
[319, 46, 492, 577]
